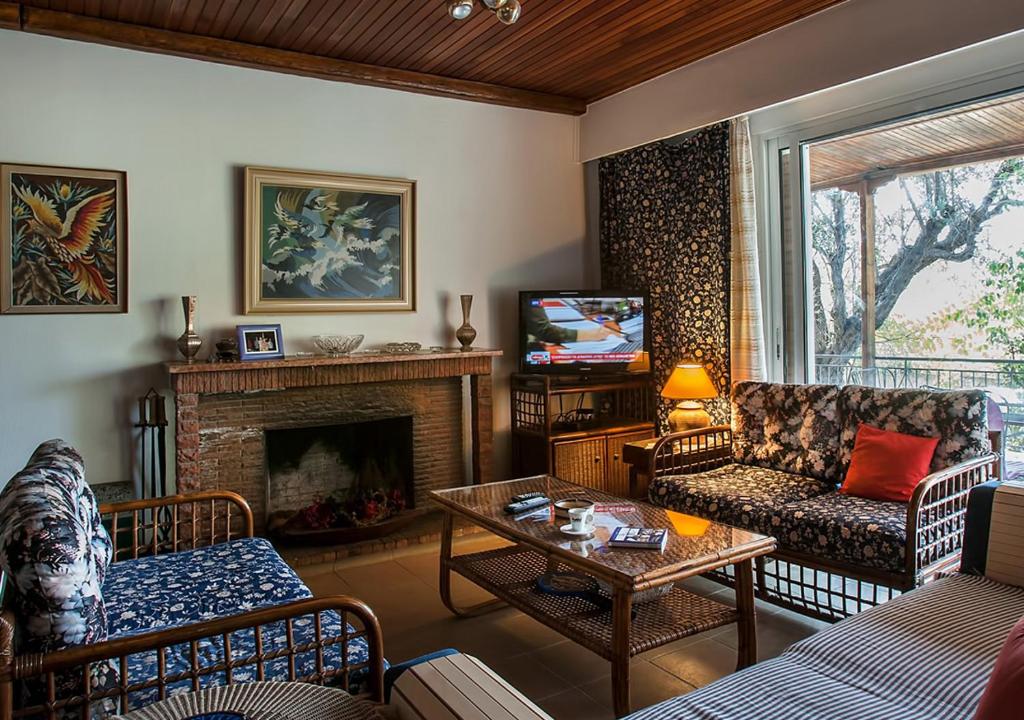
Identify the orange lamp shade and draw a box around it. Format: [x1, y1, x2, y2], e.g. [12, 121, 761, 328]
[660, 364, 718, 400]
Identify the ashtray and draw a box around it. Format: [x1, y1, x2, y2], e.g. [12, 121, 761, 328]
[554, 498, 595, 519]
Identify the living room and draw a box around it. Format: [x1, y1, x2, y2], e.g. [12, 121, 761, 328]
[1, 1, 1024, 719]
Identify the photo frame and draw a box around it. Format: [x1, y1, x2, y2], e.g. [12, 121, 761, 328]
[1, 163, 128, 314]
[244, 166, 415, 314]
[237, 323, 285, 361]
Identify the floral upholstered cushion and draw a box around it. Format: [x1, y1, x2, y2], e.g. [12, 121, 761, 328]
[731, 381, 842, 483]
[837, 386, 990, 477]
[0, 440, 113, 652]
[649, 464, 834, 532]
[768, 492, 908, 573]
[0, 439, 117, 710]
[103, 537, 378, 708]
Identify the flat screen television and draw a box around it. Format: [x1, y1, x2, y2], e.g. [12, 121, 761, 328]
[519, 290, 650, 374]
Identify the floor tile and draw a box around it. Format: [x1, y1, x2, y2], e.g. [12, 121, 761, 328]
[536, 686, 616, 720]
[299, 568, 352, 597]
[528, 641, 613, 687]
[650, 636, 740, 687]
[580, 660, 697, 713]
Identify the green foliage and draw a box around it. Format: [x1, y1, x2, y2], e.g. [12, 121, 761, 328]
[952, 247, 1024, 364]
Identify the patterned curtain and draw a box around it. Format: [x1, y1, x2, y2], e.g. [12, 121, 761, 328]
[599, 123, 732, 430]
[729, 116, 768, 382]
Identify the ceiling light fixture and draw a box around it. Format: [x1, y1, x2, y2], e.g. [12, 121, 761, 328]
[448, 0, 521, 25]
[447, 0, 474, 21]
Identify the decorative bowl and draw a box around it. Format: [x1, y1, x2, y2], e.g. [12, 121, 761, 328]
[313, 334, 364, 355]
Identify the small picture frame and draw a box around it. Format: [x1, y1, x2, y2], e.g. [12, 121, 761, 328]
[237, 324, 284, 361]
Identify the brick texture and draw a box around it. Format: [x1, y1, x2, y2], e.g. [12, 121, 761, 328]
[187, 379, 464, 534]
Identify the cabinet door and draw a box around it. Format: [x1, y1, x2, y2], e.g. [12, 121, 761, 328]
[552, 438, 606, 490]
[606, 430, 656, 498]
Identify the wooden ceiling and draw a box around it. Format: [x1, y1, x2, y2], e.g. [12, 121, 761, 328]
[810, 92, 1024, 189]
[3, 0, 848, 114]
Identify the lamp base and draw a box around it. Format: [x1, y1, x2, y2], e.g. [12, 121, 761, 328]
[667, 401, 711, 433]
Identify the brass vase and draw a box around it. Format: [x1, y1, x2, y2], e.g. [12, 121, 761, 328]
[176, 295, 203, 362]
[456, 294, 477, 352]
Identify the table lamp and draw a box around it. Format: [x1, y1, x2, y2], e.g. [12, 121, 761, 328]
[661, 363, 718, 432]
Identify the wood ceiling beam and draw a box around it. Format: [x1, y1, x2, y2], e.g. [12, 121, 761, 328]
[12, 5, 587, 115]
[0, 2, 19, 29]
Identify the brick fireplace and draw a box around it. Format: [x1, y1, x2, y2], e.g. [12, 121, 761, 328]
[167, 350, 499, 535]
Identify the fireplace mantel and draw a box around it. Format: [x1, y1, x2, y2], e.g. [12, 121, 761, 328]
[167, 349, 501, 529]
[167, 349, 501, 394]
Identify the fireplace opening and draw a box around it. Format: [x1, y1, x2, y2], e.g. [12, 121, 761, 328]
[264, 416, 414, 544]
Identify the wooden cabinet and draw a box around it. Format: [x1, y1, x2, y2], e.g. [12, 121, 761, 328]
[512, 373, 655, 498]
[552, 430, 654, 496]
[553, 437, 607, 490]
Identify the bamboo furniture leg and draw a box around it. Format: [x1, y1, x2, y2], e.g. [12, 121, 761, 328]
[439, 512, 505, 618]
[611, 587, 633, 717]
[734, 558, 757, 669]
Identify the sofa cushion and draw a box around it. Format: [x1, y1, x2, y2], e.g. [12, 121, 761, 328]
[837, 386, 989, 478]
[974, 615, 1024, 720]
[0, 439, 114, 649]
[731, 381, 841, 483]
[0, 440, 117, 711]
[624, 573, 1024, 720]
[649, 464, 834, 532]
[840, 424, 939, 502]
[768, 492, 907, 573]
[103, 537, 376, 708]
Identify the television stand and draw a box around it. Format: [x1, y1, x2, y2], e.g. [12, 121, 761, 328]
[510, 373, 655, 498]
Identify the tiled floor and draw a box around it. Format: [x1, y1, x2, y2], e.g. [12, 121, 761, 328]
[296, 533, 826, 720]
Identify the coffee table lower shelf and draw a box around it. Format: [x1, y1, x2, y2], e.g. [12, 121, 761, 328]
[446, 545, 739, 661]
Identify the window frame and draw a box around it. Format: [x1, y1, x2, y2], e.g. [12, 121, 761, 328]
[754, 59, 1024, 383]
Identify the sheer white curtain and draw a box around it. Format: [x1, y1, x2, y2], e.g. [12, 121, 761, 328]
[730, 116, 767, 382]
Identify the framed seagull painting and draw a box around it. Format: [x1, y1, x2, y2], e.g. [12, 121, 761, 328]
[243, 166, 415, 313]
[1, 164, 128, 314]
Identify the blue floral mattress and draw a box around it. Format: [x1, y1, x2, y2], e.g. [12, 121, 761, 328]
[102, 538, 375, 709]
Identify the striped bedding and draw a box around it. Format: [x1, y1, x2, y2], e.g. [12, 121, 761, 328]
[625, 574, 1024, 720]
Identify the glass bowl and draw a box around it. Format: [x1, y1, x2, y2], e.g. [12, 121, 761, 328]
[313, 334, 364, 356]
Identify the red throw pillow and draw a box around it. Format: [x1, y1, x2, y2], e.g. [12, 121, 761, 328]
[974, 616, 1024, 720]
[839, 424, 939, 502]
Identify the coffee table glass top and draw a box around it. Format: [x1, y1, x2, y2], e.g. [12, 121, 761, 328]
[431, 475, 774, 587]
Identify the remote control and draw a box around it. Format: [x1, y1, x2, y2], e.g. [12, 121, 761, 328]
[511, 491, 546, 503]
[504, 495, 550, 515]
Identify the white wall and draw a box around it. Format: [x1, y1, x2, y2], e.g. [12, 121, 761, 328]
[580, 0, 1024, 161]
[0, 31, 586, 487]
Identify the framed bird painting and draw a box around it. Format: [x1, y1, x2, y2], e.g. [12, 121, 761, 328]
[243, 166, 415, 313]
[1, 164, 127, 314]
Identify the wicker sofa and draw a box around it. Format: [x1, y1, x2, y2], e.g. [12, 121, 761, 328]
[646, 382, 998, 620]
[0, 440, 385, 719]
[623, 481, 1024, 720]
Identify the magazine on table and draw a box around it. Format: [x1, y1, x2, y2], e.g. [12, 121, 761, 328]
[608, 526, 668, 551]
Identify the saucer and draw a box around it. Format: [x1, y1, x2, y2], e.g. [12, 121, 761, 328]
[559, 523, 595, 538]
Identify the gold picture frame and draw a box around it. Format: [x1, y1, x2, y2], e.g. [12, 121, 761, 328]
[1, 163, 128, 314]
[244, 166, 415, 314]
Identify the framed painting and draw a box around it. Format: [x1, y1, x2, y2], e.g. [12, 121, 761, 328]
[244, 166, 415, 313]
[1, 164, 127, 314]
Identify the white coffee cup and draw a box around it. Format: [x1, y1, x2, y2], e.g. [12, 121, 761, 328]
[568, 504, 595, 533]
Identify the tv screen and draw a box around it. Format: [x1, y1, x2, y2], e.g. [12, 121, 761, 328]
[520, 291, 648, 372]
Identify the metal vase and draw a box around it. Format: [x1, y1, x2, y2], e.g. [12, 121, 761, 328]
[176, 295, 203, 362]
[456, 294, 477, 352]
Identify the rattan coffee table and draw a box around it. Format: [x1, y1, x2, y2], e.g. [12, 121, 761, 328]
[430, 475, 776, 717]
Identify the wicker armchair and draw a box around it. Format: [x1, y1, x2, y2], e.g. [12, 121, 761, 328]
[0, 491, 385, 720]
[646, 382, 999, 622]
